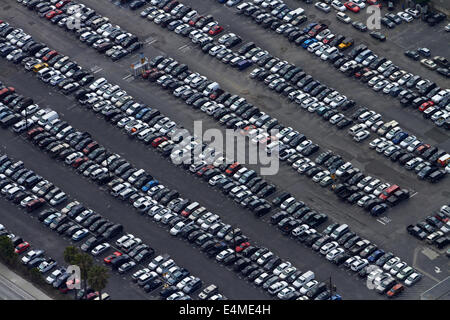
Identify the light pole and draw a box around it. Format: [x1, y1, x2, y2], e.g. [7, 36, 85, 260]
[232, 226, 237, 259]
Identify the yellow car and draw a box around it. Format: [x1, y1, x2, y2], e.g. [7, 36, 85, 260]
[32, 63, 49, 72]
[338, 38, 354, 50]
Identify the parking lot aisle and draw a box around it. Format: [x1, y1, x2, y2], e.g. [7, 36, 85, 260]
[0, 128, 271, 300]
[0, 197, 150, 300]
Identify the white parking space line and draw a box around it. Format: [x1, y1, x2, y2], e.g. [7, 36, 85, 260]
[410, 191, 419, 198]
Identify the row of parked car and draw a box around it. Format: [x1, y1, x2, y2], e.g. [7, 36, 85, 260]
[0, 223, 109, 298]
[0, 154, 64, 211]
[229, 0, 450, 130]
[368, 134, 449, 182]
[336, 46, 450, 128]
[17, 0, 142, 61]
[404, 48, 449, 78]
[407, 204, 450, 250]
[269, 197, 422, 296]
[139, 3, 257, 71]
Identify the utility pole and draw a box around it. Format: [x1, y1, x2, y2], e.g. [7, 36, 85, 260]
[24, 106, 29, 133]
[105, 155, 112, 178]
[233, 226, 237, 259]
[329, 275, 337, 298]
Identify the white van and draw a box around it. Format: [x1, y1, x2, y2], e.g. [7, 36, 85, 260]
[283, 8, 305, 22]
[91, 17, 109, 29]
[203, 82, 220, 96]
[89, 77, 107, 91]
[293, 270, 315, 288]
[128, 169, 146, 184]
[265, 141, 281, 154]
[331, 224, 349, 240]
[348, 123, 367, 136]
[56, 126, 74, 139]
[38, 110, 59, 126]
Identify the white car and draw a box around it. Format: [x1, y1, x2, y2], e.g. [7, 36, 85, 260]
[397, 11, 413, 22]
[326, 248, 345, 261]
[315, 2, 331, 13]
[299, 280, 318, 295]
[336, 12, 351, 23]
[404, 272, 422, 286]
[170, 222, 186, 236]
[353, 130, 370, 142]
[332, 0, 346, 11]
[352, 0, 366, 8]
[91, 243, 111, 256]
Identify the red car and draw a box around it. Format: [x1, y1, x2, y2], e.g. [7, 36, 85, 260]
[27, 127, 44, 139]
[45, 10, 63, 20]
[42, 50, 58, 62]
[15, 242, 30, 254]
[189, 16, 202, 26]
[379, 184, 400, 200]
[235, 242, 250, 253]
[208, 25, 224, 36]
[419, 101, 434, 112]
[72, 156, 88, 168]
[366, 0, 381, 8]
[151, 137, 168, 148]
[225, 162, 241, 175]
[196, 165, 214, 177]
[83, 141, 99, 155]
[0, 87, 15, 100]
[142, 68, 158, 79]
[240, 125, 256, 136]
[308, 24, 327, 37]
[415, 144, 430, 154]
[344, 2, 360, 12]
[26, 198, 45, 212]
[387, 283, 404, 297]
[322, 35, 335, 44]
[104, 251, 122, 264]
[55, 0, 71, 8]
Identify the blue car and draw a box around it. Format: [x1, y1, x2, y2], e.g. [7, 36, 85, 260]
[136, 108, 150, 119]
[141, 180, 159, 192]
[301, 39, 317, 49]
[0, 111, 12, 120]
[392, 132, 408, 144]
[303, 22, 318, 33]
[368, 249, 385, 263]
[72, 228, 89, 241]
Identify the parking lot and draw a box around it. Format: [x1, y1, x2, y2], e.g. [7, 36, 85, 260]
[0, 0, 449, 301]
